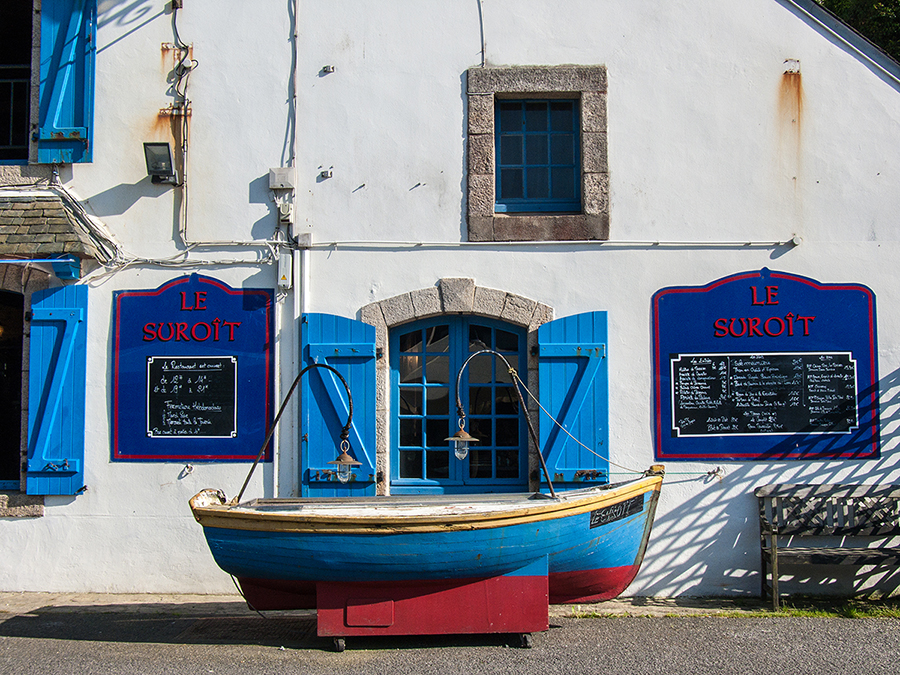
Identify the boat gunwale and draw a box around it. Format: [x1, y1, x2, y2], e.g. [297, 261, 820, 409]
[189, 475, 663, 534]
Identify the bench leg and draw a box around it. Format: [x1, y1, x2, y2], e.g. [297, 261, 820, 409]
[771, 549, 780, 611]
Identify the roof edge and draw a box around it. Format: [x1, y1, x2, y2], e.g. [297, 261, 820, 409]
[780, 0, 900, 90]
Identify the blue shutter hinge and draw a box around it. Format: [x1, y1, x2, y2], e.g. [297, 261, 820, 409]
[539, 343, 607, 358]
[28, 458, 81, 474]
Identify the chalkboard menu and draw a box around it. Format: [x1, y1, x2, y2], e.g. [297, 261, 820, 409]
[652, 269, 878, 461]
[147, 357, 237, 438]
[671, 352, 857, 437]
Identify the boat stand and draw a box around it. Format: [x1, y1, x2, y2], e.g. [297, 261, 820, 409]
[315, 557, 549, 651]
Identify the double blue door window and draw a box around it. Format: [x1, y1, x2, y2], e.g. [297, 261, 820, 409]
[390, 316, 528, 493]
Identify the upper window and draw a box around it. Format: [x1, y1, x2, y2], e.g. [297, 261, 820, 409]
[495, 99, 580, 213]
[466, 65, 608, 242]
[0, 0, 96, 165]
[0, 4, 32, 163]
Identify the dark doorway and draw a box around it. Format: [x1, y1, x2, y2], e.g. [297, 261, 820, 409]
[0, 291, 24, 487]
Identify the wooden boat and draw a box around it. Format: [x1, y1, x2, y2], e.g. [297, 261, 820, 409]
[190, 468, 664, 610]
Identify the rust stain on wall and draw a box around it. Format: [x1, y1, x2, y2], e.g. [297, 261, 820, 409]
[778, 71, 803, 137]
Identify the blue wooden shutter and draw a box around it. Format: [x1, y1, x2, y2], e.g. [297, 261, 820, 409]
[26, 285, 88, 495]
[537, 311, 609, 488]
[301, 313, 376, 497]
[38, 0, 96, 164]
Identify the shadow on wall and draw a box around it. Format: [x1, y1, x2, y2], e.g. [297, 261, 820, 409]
[639, 365, 900, 599]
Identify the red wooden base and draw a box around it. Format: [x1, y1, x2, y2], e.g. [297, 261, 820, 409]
[316, 560, 549, 637]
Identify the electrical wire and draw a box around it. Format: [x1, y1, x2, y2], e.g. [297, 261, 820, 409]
[512, 369, 723, 481]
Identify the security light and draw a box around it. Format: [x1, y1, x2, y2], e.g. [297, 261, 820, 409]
[143, 142, 178, 185]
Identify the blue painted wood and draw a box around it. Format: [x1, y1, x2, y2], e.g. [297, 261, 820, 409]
[26, 285, 88, 495]
[202, 495, 647, 584]
[538, 312, 609, 484]
[389, 316, 528, 494]
[38, 0, 96, 164]
[494, 99, 580, 213]
[301, 313, 376, 497]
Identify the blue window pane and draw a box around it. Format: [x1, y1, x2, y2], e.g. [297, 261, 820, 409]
[496, 450, 519, 478]
[426, 418, 449, 447]
[496, 387, 518, 414]
[527, 167, 549, 199]
[400, 450, 422, 478]
[525, 135, 548, 165]
[469, 324, 491, 351]
[399, 355, 422, 383]
[425, 355, 449, 383]
[550, 101, 575, 131]
[551, 167, 576, 200]
[399, 387, 422, 415]
[400, 419, 421, 446]
[499, 135, 523, 165]
[426, 451, 449, 479]
[400, 330, 421, 352]
[470, 418, 492, 445]
[499, 168, 523, 200]
[550, 134, 574, 165]
[468, 353, 492, 384]
[496, 418, 519, 447]
[469, 450, 492, 478]
[524, 102, 547, 131]
[425, 324, 449, 351]
[469, 386, 492, 415]
[496, 329, 518, 352]
[497, 101, 521, 130]
[496, 355, 518, 384]
[426, 387, 449, 415]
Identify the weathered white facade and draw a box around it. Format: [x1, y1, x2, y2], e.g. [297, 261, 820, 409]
[1, 0, 899, 599]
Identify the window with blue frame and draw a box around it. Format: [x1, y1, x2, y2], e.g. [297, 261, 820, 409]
[1, 0, 96, 165]
[391, 316, 528, 494]
[0, 4, 32, 162]
[495, 99, 580, 213]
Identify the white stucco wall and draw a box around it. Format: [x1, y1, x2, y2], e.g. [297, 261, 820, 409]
[2, 0, 899, 598]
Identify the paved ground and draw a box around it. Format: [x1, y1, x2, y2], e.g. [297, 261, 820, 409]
[1, 593, 897, 675]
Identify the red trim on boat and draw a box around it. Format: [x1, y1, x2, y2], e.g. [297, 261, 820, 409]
[239, 564, 641, 611]
[548, 564, 640, 604]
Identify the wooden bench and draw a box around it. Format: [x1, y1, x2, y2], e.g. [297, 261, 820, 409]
[756, 484, 900, 610]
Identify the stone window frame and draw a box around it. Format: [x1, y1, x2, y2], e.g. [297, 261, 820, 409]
[466, 65, 609, 242]
[361, 278, 553, 495]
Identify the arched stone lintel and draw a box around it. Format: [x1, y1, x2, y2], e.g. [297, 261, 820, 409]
[359, 278, 554, 495]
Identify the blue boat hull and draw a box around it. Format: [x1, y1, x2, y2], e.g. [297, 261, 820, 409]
[192, 475, 662, 609]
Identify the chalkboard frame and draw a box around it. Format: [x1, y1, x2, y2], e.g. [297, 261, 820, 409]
[652, 269, 879, 461]
[146, 356, 238, 439]
[112, 274, 274, 462]
[669, 351, 858, 438]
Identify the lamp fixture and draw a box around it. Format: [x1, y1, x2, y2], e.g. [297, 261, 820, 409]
[328, 440, 362, 484]
[143, 142, 178, 185]
[451, 348, 558, 498]
[445, 420, 478, 460]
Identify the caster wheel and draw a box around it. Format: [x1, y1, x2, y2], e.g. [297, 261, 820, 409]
[333, 637, 346, 652]
[519, 633, 533, 649]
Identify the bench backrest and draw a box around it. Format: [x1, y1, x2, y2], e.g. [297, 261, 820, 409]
[755, 484, 900, 536]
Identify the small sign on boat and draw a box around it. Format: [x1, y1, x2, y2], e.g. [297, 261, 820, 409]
[590, 494, 644, 528]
